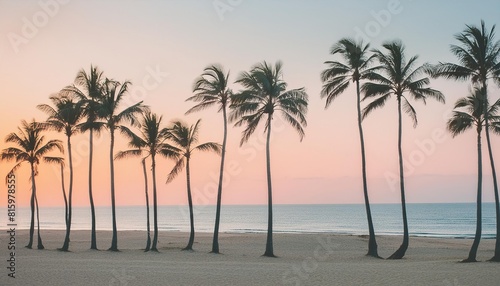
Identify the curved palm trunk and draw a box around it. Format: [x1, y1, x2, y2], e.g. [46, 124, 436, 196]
[464, 128, 483, 262]
[152, 155, 161, 252]
[483, 96, 500, 262]
[212, 105, 228, 254]
[389, 96, 409, 259]
[61, 136, 74, 251]
[184, 158, 195, 251]
[109, 129, 119, 251]
[34, 192, 44, 249]
[143, 159, 151, 252]
[263, 116, 275, 257]
[26, 162, 36, 249]
[88, 130, 98, 250]
[356, 80, 379, 258]
[488, 131, 500, 261]
[59, 164, 68, 229]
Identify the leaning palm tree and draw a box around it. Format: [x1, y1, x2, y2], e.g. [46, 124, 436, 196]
[38, 94, 84, 251]
[63, 65, 106, 250]
[230, 61, 308, 257]
[166, 119, 221, 251]
[430, 21, 500, 261]
[447, 88, 500, 262]
[186, 64, 232, 254]
[1, 119, 63, 249]
[115, 112, 180, 252]
[321, 38, 380, 258]
[98, 79, 145, 251]
[362, 41, 445, 259]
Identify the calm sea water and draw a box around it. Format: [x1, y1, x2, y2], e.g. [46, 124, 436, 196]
[1, 203, 497, 239]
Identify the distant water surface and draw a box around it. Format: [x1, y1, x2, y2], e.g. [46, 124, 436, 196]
[1, 203, 496, 239]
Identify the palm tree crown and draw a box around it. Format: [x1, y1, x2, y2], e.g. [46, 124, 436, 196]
[431, 20, 500, 86]
[230, 61, 308, 144]
[321, 38, 376, 106]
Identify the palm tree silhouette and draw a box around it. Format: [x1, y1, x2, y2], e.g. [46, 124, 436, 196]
[448, 88, 500, 262]
[1, 120, 63, 249]
[187, 64, 232, 254]
[362, 41, 444, 259]
[64, 65, 106, 250]
[431, 21, 500, 261]
[38, 94, 84, 251]
[166, 119, 221, 251]
[115, 112, 179, 251]
[230, 61, 308, 257]
[99, 79, 146, 251]
[321, 38, 380, 258]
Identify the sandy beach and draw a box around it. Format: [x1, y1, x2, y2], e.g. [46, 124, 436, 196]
[0, 230, 498, 285]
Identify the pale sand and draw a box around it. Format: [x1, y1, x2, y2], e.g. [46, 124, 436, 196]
[1, 230, 499, 285]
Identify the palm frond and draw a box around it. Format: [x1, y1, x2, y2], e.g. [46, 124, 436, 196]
[166, 158, 185, 184]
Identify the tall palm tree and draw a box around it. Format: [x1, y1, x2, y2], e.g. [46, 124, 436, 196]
[65, 65, 106, 250]
[230, 61, 308, 257]
[115, 112, 179, 252]
[44, 157, 68, 228]
[321, 38, 380, 258]
[186, 64, 232, 254]
[430, 21, 500, 261]
[38, 94, 84, 251]
[166, 119, 221, 251]
[1, 120, 63, 249]
[448, 88, 500, 262]
[98, 79, 145, 251]
[362, 41, 445, 259]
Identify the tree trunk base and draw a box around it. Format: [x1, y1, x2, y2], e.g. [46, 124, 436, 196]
[210, 250, 221, 254]
[387, 245, 407, 260]
[25, 245, 32, 249]
[262, 251, 276, 258]
[461, 258, 478, 263]
[37, 244, 45, 250]
[57, 248, 69, 252]
[182, 246, 194, 251]
[488, 256, 500, 262]
[108, 247, 119, 252]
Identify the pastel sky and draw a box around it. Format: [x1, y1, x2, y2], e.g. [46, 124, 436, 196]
[1, 0, 499, 208]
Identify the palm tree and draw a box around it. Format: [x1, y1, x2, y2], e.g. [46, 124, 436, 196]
[448, 88, 500, 262]
[321, 38, 380, 258]
[64, 65, 106, 250]
[98, 79, 146, 251]
[230, 61, 308, 257]
[38, 94, 84, 251]
[44, 157, 68, 228]
[186, 64, 232, 254]
[362, 41, 444, 259]
[166, 119, 221, 251]
[115, 112, 179, 252]
[1, 120, 63, 249]
[430, 21, 500, 261]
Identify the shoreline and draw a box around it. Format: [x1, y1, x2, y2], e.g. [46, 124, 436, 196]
[2, 230, 499, 285]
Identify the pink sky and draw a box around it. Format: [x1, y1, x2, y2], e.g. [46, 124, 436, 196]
[1, 1, 499, 208]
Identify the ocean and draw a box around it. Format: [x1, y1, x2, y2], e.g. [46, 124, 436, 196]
[1, 203, 497, 239]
